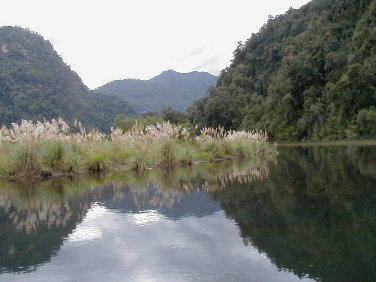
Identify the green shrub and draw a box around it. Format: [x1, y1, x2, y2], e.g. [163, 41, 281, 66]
[42, 141, 65, 169]
[158, 142, 176, 167]
[13, 144, 42, 177]
[87, 153, 105, 172]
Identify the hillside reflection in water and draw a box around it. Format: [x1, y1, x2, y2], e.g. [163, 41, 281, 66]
[0, 146, 375, 281]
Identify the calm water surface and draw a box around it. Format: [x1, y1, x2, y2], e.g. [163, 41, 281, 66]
[0, 145, 375, 281]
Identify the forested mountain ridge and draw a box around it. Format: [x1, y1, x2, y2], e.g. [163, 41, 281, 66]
[189, 0, 376, 141]
[96, 70, 217, 113]
[0, 26, 134, 132]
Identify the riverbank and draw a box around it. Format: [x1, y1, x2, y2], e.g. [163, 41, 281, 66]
[277, 139, 376, 146]
[0, 119, 277, 179]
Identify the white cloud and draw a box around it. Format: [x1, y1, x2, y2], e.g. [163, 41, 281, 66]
[194, 56, 220, 71]
[1, 209, 314, 281]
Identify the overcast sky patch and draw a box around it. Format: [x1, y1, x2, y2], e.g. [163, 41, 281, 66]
[0, 0, 311, 88]
[194, 56, 220, 71]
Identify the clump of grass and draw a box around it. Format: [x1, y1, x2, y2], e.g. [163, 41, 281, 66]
[105, 142, 132, 163]
[12, 144, 42, 177]
[158, 142, 176, 168]
[205, 140, 221, 158]
[42, 141, 65, 169]
[131, 159, 146, 172]
[177, 147, 193, 166]
[64, 143, 86, 172]
[220, 140, 234, 157]
[233, 140, 247, 157]
[193, 151, 211, 161]
[39, 141, 86, 174]
[63, 149, 85, 173]
[129, 147, 149, 172]
[0, 144, 17, 176]
[0, 118, 276, 178]
[87, 153, 105, 172]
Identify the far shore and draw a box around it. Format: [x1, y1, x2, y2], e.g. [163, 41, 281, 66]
[277, 140, 376, 146]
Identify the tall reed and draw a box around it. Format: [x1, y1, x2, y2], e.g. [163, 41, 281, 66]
[0, 118, 276, 178]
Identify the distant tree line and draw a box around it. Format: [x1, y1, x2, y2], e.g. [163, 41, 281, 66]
[113, 107, 190, 132]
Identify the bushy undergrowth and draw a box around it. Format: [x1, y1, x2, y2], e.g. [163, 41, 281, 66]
[0, 119, 276, 178]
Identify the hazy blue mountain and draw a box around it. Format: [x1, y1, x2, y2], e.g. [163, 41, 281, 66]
[96, 70, 218, 113]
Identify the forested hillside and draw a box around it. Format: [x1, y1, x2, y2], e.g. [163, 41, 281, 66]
[189, 0, 376, 141]
[0, 26, 134, 132]
[96, 70, 217, 113]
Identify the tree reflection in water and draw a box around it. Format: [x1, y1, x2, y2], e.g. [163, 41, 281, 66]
[212, 146, 376, 281]
[0, 158, 272, 273]
[0, 146, 375, 282]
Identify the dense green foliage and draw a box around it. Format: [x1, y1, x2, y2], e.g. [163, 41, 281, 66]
[161, 107, 189, 124]
[0, 26, 134, 132]
[113, 113, 164, 131]
[96, 70, 217, 113]
[189, 0, 376, 141]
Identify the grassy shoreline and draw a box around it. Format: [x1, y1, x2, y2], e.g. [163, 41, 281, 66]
[0, 119, 277, 179]
[277, 139, 376, 146]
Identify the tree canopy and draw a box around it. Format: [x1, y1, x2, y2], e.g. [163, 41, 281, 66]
[189, 0, 376, 141]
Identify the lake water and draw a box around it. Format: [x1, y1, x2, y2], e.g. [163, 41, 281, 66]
[0, 145, 375, 281]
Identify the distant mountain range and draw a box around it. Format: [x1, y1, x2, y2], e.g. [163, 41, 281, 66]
[95, 70, 218, 113]
[0, 25, 218, 131]
[0, 26, 134, 132]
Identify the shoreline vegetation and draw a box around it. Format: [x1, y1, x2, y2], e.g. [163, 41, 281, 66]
[0, 118, 277, 179]
[278, 140, 376, 146]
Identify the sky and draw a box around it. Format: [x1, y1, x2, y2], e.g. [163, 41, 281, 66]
[1, 0, 311, 89]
